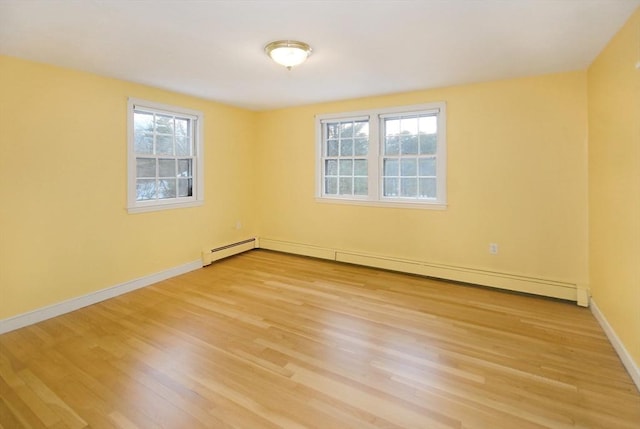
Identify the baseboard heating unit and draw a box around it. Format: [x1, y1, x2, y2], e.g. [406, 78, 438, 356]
[202, 238, 258, 266]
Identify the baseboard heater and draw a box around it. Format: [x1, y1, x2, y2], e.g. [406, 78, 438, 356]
[258, 238, 583, 304]
[202, 238, 257, 266]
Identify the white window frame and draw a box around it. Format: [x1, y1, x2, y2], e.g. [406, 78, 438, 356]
[127, 98, 204, 213]
[316, 102, 447, 209]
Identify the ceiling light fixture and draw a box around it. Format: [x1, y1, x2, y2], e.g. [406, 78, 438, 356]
[265, 40, 312, 70]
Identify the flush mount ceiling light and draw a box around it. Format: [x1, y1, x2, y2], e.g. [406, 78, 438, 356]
[265, 40, 312, 70]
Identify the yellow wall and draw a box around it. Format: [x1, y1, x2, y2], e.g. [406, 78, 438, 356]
[588, 9, 640, 367]
[255, 72, 589, 287]
[0, 56, 257, 319]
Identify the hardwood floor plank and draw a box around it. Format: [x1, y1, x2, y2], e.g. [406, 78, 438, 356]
[107, 411, 141, 429]
[1, 250, 639, 428]
[17, 369, 86, 429]
[0, 375, 48, 429]
[0, 395, 29, 429]
[287, 362, 459, 429]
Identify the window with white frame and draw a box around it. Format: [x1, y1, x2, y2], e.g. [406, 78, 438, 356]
[316, 102, 446, 208]
[323, 118, 370, 197]
[127, 98, 204, 213]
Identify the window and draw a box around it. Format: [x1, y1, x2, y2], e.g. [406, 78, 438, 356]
[323, 118, 370, 197]
[127, 98, 204, 213]
[316, 102, 446, 208]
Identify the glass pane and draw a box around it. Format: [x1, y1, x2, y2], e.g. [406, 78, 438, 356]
[136, 158, 156, 178]
[325, 177, 338, 194]
[355, 121, 369, 138]
[158, 159, 176, 177]
[401, 178, 418, 197]
[156, 135, 173, 155]
[155, 114, 174, 134]
[401, 135, 418, 155]
[383, 159, 398, 176]
[340, 139, 353, 156]
[419, 115, 437, 134]
[157, 179, 176, 199]
[354, 159, 367, 176]
[134, 111, 154, 134]
[339, 123, 354, 138]
[339, 177, 352, 195]
[178, 178, 193, 197]
[327, 140, 339, 156]
[383, 178, 399, 197]
[419, 178, 437, 198]
[177, 159, 192, 177]
[175, 118, 190, 136]
[399, 117, 419, 134]
[354, 138, 368, 156]
[134, 133, 153, 154]
[326, 123, 339, 139]
[385, 119, 400, 136]
[354, 177, 368, 195]
[136, 179, 156, 201]
[419, 157, 436, 176]
[175, 135, 191, 156]
[339, 159, 353, 175]
[385, 136, 400, 155]
[400, 158, 417, 176]
[419, 134, 437, 155]
[325, 159, 338, 176]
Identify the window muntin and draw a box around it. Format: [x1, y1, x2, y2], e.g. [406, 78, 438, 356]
[127, 99, 204, 213]
[316, 103, 446, 208]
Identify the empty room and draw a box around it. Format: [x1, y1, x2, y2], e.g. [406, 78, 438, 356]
[1, 1, 639, 428]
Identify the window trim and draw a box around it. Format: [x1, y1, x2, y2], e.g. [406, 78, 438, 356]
[315, 102, 447, 209]
[127, 97, 204, 214]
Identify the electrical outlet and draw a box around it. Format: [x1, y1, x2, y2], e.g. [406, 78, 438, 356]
[489, 243, 499, 255]
[235, 220, 242, 230]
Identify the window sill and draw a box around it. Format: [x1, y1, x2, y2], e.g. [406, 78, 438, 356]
[315, 197, 447, 210]
[127, 200, 203, 214]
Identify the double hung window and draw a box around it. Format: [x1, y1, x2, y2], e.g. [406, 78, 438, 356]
[323, 118, 370, 197]
[317, 102, 446, 208]
[127, 98, 204, 213]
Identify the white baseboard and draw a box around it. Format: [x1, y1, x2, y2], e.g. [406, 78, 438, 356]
[0, 259, 203, 334]
[590, 299, 640, 392]
[258, 238, 577, 302]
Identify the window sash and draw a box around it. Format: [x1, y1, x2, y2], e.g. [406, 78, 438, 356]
[380, 111, 440, 201]
[321, 117, 370, 198]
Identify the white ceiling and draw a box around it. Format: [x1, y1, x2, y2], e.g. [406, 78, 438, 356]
[1, 0, 638, 111]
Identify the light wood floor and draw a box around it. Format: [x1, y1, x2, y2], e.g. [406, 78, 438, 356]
[1, 250, 639, 429]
